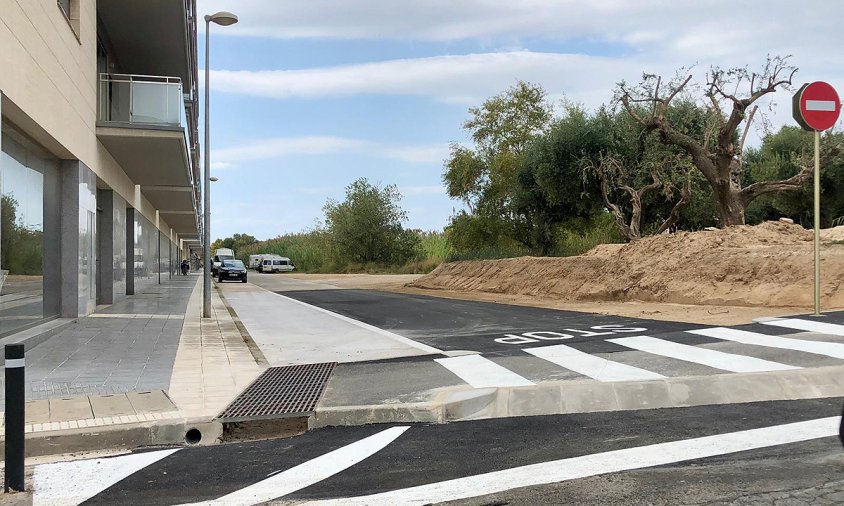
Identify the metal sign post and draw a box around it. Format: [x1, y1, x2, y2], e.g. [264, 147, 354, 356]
[792, 81, 842, 316]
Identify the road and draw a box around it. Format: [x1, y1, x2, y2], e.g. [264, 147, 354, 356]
[32, 397, 844, 505]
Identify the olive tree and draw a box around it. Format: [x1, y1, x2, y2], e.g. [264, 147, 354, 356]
[617, 56, 839, 227]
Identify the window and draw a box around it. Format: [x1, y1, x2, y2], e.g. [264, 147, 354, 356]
[273, 260, 282, 265]
[57, 0, 80, 41]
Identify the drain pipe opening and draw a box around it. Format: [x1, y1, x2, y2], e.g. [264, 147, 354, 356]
[185, 428, 202, 445]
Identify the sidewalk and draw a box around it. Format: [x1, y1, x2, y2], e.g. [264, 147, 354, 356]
[6, 274, 844, 459]
[0, 273, 263, 456]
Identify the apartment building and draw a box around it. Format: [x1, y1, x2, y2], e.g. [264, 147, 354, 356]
[0, 0, 202, 337]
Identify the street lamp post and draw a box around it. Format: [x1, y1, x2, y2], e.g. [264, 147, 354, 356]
[203, 11, 238, 318]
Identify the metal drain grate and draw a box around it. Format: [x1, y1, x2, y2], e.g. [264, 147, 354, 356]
[218, 363, 337, 422]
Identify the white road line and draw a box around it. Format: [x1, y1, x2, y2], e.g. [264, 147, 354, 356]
[434, 354, 535, 388]
[607, 336, 799, 373]
[182, 426, 410, 506]
[762, 318, 844, 336]
[268, 290, 444, 355]
[806, 100, 837, 111]
[688, 327, 844, 359]
[524, 344, 665, 382]
[300, 416, 841, 506]
[33, 448, 179, 506]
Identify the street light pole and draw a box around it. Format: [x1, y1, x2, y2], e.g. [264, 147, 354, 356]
[202, 11, 238, 318]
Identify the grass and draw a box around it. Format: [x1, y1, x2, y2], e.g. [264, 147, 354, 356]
[234, 216, 624, 274]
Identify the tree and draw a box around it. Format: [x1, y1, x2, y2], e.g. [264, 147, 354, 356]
[746, 126, 844, 226]
[583, 108, 694, 242]
[514, 104, 608, 252]
[323, 178, 419, 265]
[211, 233, 258, 253]
[618, 56, 841, 227]
[443, 81, 554, 251]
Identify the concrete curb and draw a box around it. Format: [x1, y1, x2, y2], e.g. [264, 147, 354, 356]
[0, 417, 223, 459]
[0, 318, 76, 351]
[311, 365, 844, 428]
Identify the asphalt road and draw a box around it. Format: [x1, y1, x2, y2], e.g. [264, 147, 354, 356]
[35, 397, 844, 505]
[276, 288, 841, 356]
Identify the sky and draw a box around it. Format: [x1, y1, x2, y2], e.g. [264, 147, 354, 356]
[198, 0, 844, 242]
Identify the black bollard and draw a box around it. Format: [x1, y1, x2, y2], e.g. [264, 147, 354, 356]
[840, 402, 844, 448]
[4, 344, 25, 493]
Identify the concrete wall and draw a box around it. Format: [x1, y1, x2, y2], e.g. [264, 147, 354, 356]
[0, 0, 180, 241]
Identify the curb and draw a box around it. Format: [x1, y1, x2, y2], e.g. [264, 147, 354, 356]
[0, 417, 224, 459]
[0, 318, 76, 351]
[310, 365, 844, 428]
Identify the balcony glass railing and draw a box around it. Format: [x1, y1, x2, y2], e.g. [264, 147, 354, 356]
[98, 74, 184, 126]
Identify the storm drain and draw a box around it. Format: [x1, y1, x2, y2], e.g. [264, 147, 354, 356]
[218, 363, 337, 422]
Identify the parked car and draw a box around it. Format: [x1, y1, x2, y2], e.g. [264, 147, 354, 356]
[217, 259, 247, 283]
[212, 248, 235, 275]
[259, 257, 295, 273]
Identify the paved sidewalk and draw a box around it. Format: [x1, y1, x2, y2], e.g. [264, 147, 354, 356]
[1, 275, 195, 406]
[167, 279, 263, 418]
[0, 274, 264, 453]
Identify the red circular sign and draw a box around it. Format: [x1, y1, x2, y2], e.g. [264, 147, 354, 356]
[793, 81, 841, 131]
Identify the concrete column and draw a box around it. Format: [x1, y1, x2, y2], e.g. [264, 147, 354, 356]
[97, 190, 114, 305]
[60, 160, 80, 318]
[126, 207, 135, 295]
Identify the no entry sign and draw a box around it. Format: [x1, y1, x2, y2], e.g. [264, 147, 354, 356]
[793, 81, 841, 131]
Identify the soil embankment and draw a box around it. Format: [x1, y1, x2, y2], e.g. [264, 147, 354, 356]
[411, 221, 844, 309]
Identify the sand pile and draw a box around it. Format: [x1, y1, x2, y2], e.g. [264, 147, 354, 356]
[411, 221, 844, 308]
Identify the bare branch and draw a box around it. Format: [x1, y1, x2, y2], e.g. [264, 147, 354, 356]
[737, 105, 758, 165]
[664, 75, 693, 108]
[655, 177, 692, 235]
[740, 164, 812, 204]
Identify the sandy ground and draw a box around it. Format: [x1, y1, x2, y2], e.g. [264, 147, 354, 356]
[286, 222, 844, 326]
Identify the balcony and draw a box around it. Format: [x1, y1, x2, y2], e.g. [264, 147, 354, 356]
[96, 74, 197, 236]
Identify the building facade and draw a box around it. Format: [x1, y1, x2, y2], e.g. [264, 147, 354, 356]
[0, 0, 202, 336]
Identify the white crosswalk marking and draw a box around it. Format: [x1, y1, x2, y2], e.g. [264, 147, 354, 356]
[607, 336, 799, 373]
[524, 344, 665, 382]
[689, 327, 844, 359]
[435, 354, 535, 388]
[762, 318, 844, 336]
[182, 426, 410, 506]
[300, 417, 842, 506]
[33, 449, 180, 506]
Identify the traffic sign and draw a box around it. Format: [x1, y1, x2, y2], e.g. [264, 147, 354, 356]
[793, 81, 841, 131]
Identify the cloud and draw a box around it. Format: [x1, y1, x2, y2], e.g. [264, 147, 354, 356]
[209, 51, 643, 106]
[213, 136, 449, 167]
[198, 0, 843, 60]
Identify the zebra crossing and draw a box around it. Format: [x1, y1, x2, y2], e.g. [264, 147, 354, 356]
[433, 318, 844, 388]
[29, 403, 844, 506]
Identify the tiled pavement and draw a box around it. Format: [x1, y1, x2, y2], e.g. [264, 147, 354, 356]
[0, 273, 264, 439]
[1, 275, 196, 405]
[167, 280, 263, 418]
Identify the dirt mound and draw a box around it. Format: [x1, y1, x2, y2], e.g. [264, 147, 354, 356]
[411, 221, 844, 308]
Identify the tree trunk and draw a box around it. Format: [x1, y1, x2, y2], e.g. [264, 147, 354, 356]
[713, 183, 746, 226]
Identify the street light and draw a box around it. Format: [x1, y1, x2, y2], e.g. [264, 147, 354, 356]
[203, 11, 238, 318]
[210, 176, 219, 182]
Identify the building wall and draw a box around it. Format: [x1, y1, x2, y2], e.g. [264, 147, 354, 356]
[0, 0, 179, 240]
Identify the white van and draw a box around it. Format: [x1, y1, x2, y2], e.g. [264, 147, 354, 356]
[212, 248, 235, 275]
[259, 257, 295, 273]
[248, 254, 264, 270]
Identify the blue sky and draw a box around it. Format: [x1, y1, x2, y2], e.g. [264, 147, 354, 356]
[198, 0, 844, 242]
